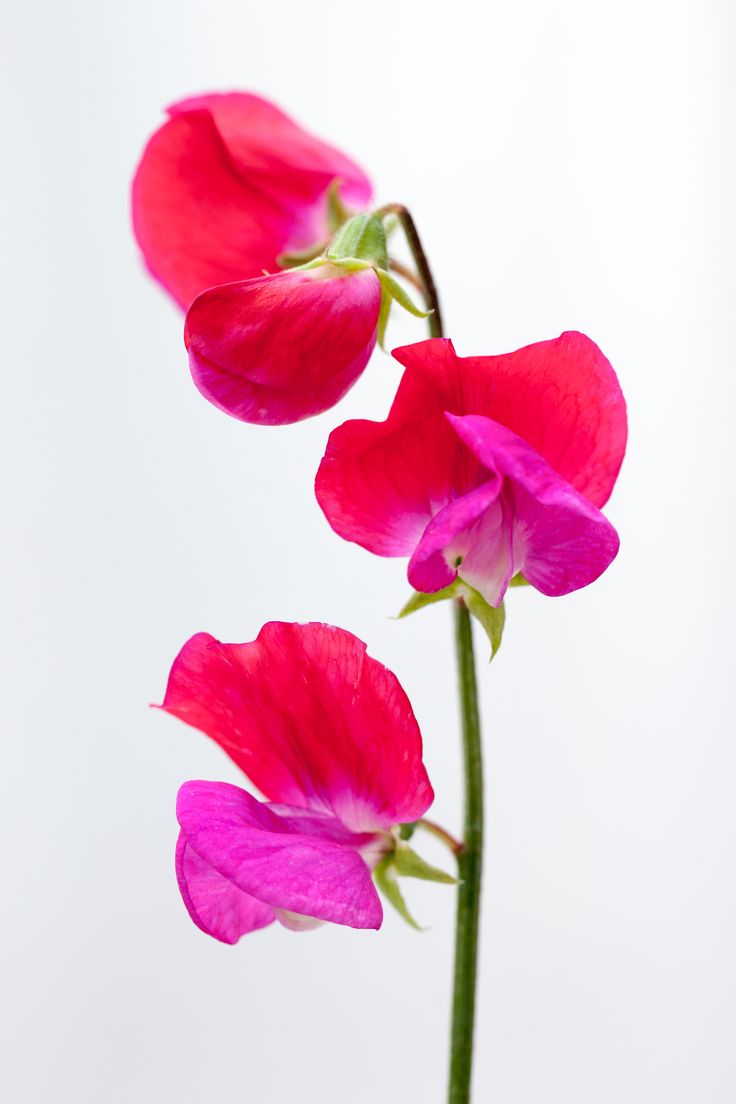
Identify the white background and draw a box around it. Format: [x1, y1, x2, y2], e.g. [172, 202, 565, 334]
[3, 1, 734, 1101]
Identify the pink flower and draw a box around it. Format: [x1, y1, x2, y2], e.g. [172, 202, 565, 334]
[316, 334, 627, 607]
[132, 92, 372, 309]
[184, 264, 381, 425]
[159, 623, 434, 943]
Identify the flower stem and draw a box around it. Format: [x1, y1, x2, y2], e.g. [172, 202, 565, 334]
[386, 204, 484, 1100]
[388, 257, 425, 295]
[448, 599, 484, 1103]
[375, 203, 444, 337]
[417, 817, 464, 858]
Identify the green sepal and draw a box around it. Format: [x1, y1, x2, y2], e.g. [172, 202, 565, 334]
[376, 290, 392, 351]
[398, 580, 462, 618]
[326, 213, 388, 269]
[382, 213, 399, 239]
[398, 822, 417, 841]
[462, 585, 505, 660]
[284, 256, 333, 273]
[393, 843, 456, 884]
[373, 856, 423, 930]
[398, 579, 505, 659]
[375, 268, 429, 318]
[509, 573, 529, 587]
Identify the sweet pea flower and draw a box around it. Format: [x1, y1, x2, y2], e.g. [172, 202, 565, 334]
[316, 333, 627, 608]
[159, 622, 434, 943]
[132, 92, 372, 309]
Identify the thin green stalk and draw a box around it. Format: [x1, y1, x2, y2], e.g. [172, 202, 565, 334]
[448, 600, 483, 1103]
[381, 205, 484, 1102]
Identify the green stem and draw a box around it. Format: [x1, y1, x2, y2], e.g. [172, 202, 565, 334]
[383, 205, 484, 1102]
[448, 600, 484, 1103]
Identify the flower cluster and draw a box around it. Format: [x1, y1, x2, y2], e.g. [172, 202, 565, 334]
[135, 92, 627, 944]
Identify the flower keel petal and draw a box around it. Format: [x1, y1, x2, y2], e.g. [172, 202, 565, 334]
[175, 831, 275, 944]
[177, 782, 384, 930]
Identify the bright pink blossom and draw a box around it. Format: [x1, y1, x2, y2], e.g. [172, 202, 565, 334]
[184, 264, 381, 424]
[160, 623, 434, 943]
[132, 92, 372, 309]
[316, 334, 627, 607]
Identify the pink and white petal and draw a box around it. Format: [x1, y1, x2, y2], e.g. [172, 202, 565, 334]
[407, 478, 501, 593]
[177, 782, 383, 930]
[160, 625, 434, 832]
[132, 109, 294, 309]
[185, 267, 380, 424]
[455, 497, 518, 608]
[169, 93, 372, 240]
[447, 414, 620, 597]
[175, 831, 274, 944]
[316, 340, 482, 556]
[264, 804, 384, 849]
[273, 909, 325, 932]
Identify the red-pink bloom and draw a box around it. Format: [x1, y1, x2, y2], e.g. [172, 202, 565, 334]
[132, 92, 372, 309]
[184, 264, 381, 425]
[160, 623, 434, 943]
[316, 334, 627, 606]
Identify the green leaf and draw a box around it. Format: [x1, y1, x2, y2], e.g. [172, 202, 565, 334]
[373, 857, 423, 930]
[462, 584, 505, 659]
[393, 843, 457, 884]
[398, 581, 461, 618]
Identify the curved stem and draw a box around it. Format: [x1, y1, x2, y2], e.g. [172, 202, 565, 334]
[385, 205, 484, 1102]
[375, 203, 444, 337]
[388, 256, 425, 295]
[448, 600, 484, 1103]
[417, 817, 464, 858]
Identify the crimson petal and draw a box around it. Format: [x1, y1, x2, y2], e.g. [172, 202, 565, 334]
[159, 623, 434, 833]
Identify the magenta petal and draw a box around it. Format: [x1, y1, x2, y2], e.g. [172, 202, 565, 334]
[169, 94, 372, 227]
[132, 109, 291, 310]
[160, 623, 434, 832]
[132, 92, 372, 309]
[407, 478, 502, 593]
[447, 414, 621, 599]
[392, 333, 627, 508]
[176, 831, 274, 944]
[185, 267, 381, 424]
[315, 340, 481, 556]
[177, 782, 383, 930]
